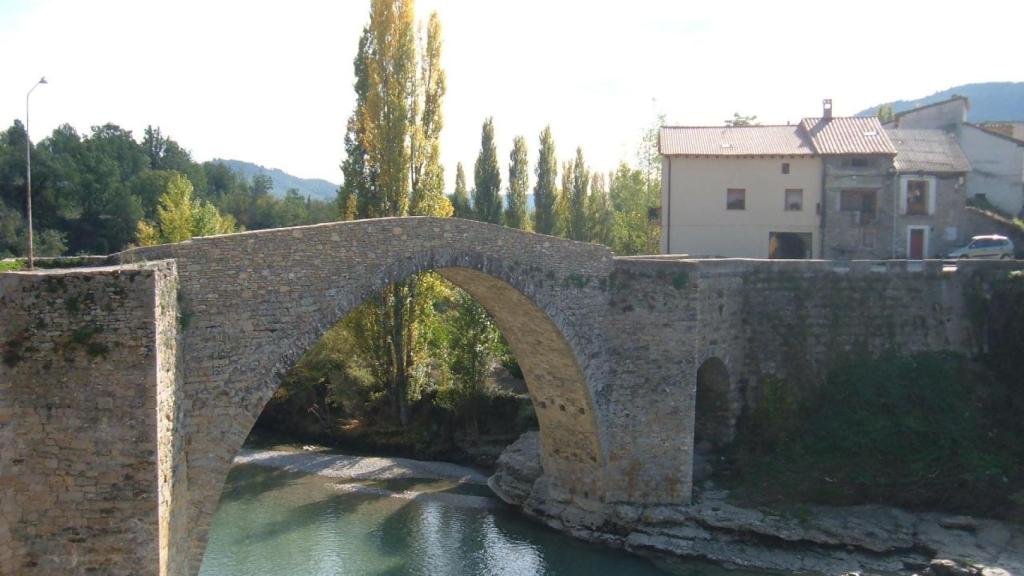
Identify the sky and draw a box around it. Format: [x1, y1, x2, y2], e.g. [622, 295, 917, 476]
[2, 0, 1022, 189]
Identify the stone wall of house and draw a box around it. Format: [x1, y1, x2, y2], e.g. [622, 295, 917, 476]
[821, 156, 896, 259]
[0, 262, 180, 576]
[893, 174, 968, 258]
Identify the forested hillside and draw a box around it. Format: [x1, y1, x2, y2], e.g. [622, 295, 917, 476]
[213, 159, 338, 201]
[858, 82, 1024, 120]
[0, 123, 336, 257]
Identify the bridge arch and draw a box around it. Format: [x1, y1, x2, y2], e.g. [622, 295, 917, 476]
[115, 217, 615, 573]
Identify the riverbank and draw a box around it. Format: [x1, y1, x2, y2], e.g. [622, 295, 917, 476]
[233, 443, 1023, 575]
[236, 447, 490, 484]
[491, 433, 1024, 576]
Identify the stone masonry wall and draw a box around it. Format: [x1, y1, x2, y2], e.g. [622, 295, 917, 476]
[3, 215, 1018, 576]
[0, 261, 178, 576]
[154, 263, 188, 576]
[113, 217, 656, 573]
[691, 258, 1023, 443]
[822, 157, 896, 259]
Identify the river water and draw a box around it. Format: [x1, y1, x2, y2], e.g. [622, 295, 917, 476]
[198, 457, 731, 576]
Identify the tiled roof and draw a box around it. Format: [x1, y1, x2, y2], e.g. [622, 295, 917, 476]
[886, 129, 970, 173]
[659, 125, 815, 156]
[798, 116, 897, 155]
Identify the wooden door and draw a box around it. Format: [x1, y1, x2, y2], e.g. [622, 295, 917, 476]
[909, 228, 925, 259]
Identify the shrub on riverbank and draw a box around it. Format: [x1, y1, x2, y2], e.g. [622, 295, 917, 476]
[722, 351, 1024, 520]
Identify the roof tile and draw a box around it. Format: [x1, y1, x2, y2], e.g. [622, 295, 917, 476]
[798, 116, 897, 155]
[659, 125, 814, 157]
[887, 129, 970, 173]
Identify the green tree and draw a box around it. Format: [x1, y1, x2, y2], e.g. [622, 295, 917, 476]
[609, 162, 660, 255]
[449, 162, 471, 218]
[568, 147, 590, 241]
[473, 117, 502, 224]
[443, 290, 499, 439]
[505, 135, 529, 230]
[251, 174, 273, 197]
[533, 126, 558, 235]
[137, 173, 235, 245]
[339, 27, 374, 220]
[556, 159, 573, 237]
[725, 112, 759, 126]
[409, 12, 450, 217]
[338, 0, 433, 426]
[877, 105, 895, 124]
[587, 172, 613, 246]
[361, 0, 416, 218]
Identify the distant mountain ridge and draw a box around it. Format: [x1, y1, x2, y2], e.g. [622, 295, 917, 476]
[214, 159, 338, 202]
[856, 82, 1024, 121]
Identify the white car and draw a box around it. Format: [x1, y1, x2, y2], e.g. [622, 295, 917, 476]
[948, 235, 1015, 259]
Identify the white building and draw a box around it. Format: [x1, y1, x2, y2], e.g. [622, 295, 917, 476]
[886, 97, 1024, 217]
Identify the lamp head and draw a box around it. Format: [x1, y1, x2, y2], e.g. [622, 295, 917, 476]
[39, 77, 47, 85]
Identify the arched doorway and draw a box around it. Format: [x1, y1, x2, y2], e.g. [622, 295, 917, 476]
[693, 357, 731, 483]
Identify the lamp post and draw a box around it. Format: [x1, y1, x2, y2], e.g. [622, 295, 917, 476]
[26, 76, 47, 270]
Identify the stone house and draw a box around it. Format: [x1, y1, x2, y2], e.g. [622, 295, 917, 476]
[885, 129, 970, 258]
[885, 97, 1024, 217]
[659, 101, 975, 259]
[802, 110, 898, 260]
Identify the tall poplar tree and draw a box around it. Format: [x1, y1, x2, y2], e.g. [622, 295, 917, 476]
[339, 28, 373, 219]
[587, 172, 613, 246]
[557, 160, 573, 237]
[409, 12, 450, 217]
[533, 126, 558, 235]
[472, 117, 502, 224]
[449, 162, 471, 218]
[338, 0, 432, 426]
[569, 146, 590, 241]
[361, 0, 416, 218]
[505, 136, 529, 229]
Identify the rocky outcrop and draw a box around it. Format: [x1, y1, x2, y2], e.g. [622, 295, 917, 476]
[488, 431, 543, 506]
[489, 433, 1024, 575]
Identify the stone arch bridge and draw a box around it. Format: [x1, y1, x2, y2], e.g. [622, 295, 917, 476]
[1, 216, 1012, 575]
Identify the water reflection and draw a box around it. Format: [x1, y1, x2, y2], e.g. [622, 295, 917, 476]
[200, 463, 682, 576]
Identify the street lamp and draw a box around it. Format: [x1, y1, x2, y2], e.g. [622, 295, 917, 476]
[26, 76, 47, 270]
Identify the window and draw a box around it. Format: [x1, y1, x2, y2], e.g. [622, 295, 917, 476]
[781, 162, 790, 174]
[850, 157, 870, 168]
[904, 178, 931, 216]
[726, 188, 745, 210]
[839, 189, 878, 223]
[784, 188, 803, 211]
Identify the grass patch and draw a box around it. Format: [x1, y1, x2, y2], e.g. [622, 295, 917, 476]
[0, 260, 24, 272]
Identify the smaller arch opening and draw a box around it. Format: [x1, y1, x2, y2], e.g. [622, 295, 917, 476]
[693, 357, 732, 484]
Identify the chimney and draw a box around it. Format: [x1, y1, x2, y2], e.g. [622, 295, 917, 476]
[823, 99, 833, 119]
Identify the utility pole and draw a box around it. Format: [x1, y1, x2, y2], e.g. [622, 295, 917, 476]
[26, 76, 47, 270]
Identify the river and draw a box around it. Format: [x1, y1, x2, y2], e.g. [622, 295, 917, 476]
[197, 449, 745, 576]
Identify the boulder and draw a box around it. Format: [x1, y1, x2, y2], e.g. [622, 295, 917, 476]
[487, 431, 542, 507]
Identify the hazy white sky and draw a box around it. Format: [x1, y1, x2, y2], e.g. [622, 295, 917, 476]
[2, 0, 1021, 188]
